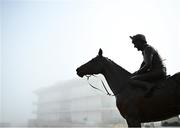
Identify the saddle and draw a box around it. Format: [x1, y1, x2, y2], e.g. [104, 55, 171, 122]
[145, 74, 179, 97]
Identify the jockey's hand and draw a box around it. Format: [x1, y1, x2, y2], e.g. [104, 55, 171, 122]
[132, 71, 139, 75]
[130, 75, 139, 80]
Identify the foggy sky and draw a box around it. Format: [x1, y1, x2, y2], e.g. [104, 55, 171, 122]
[0, 0, 180, 124]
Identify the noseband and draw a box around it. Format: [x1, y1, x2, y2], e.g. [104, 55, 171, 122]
[86, 75, 115, 96]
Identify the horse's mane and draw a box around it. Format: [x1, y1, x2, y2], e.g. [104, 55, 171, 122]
[104, 57, 131, 75]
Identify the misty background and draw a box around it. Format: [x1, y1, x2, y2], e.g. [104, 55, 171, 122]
[0, 0, 180, 125]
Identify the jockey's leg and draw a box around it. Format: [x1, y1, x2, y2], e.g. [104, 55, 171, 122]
[128, 79, 155, 97]
[129, 70, 166, 96]
[129, 79, 155, 97]
[138, 69, 166, 81]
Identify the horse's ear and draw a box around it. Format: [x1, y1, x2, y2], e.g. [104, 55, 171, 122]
[98, 48, 103, 56]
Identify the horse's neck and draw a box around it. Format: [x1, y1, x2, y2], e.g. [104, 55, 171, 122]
[102, 60, 131, 95]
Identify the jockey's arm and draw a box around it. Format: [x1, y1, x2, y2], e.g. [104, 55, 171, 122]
[132, 62, 145, 75]
[137, 47, 154, 74]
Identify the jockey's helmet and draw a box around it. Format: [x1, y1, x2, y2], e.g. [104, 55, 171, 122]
[130, 34, 147, 44]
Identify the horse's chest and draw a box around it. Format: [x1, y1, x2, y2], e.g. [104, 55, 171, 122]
[116, 97, 139, 119]
[116, 100, 129, 118]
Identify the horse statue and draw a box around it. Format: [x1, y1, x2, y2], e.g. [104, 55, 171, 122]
[76, 48, 180, 127]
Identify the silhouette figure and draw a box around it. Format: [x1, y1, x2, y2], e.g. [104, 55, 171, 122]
[76, 49, 180, 128]
[129, 34, 166, 96]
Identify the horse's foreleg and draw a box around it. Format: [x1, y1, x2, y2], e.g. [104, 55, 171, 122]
[126, 118, 141, 128]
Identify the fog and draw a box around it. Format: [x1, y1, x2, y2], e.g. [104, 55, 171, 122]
[0, 0, 180, 125]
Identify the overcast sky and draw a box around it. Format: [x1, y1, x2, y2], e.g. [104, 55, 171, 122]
[0, 0, 180, 124]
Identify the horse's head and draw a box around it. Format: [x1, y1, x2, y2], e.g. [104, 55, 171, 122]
[76, 49, 104, 77]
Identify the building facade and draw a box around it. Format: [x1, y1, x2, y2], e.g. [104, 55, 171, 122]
[29, 77, 126, 127]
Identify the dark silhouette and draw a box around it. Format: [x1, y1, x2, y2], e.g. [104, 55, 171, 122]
[76, 49, 180, 127]
[129, 34, 166, 96]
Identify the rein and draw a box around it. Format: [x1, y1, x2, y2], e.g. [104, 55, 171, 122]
[86, 75, 115, 96]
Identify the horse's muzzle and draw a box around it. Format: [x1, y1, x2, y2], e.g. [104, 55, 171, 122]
[76, 68, 84, 77]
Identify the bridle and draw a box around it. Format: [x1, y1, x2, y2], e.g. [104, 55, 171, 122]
[85, 75, 115, 96]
